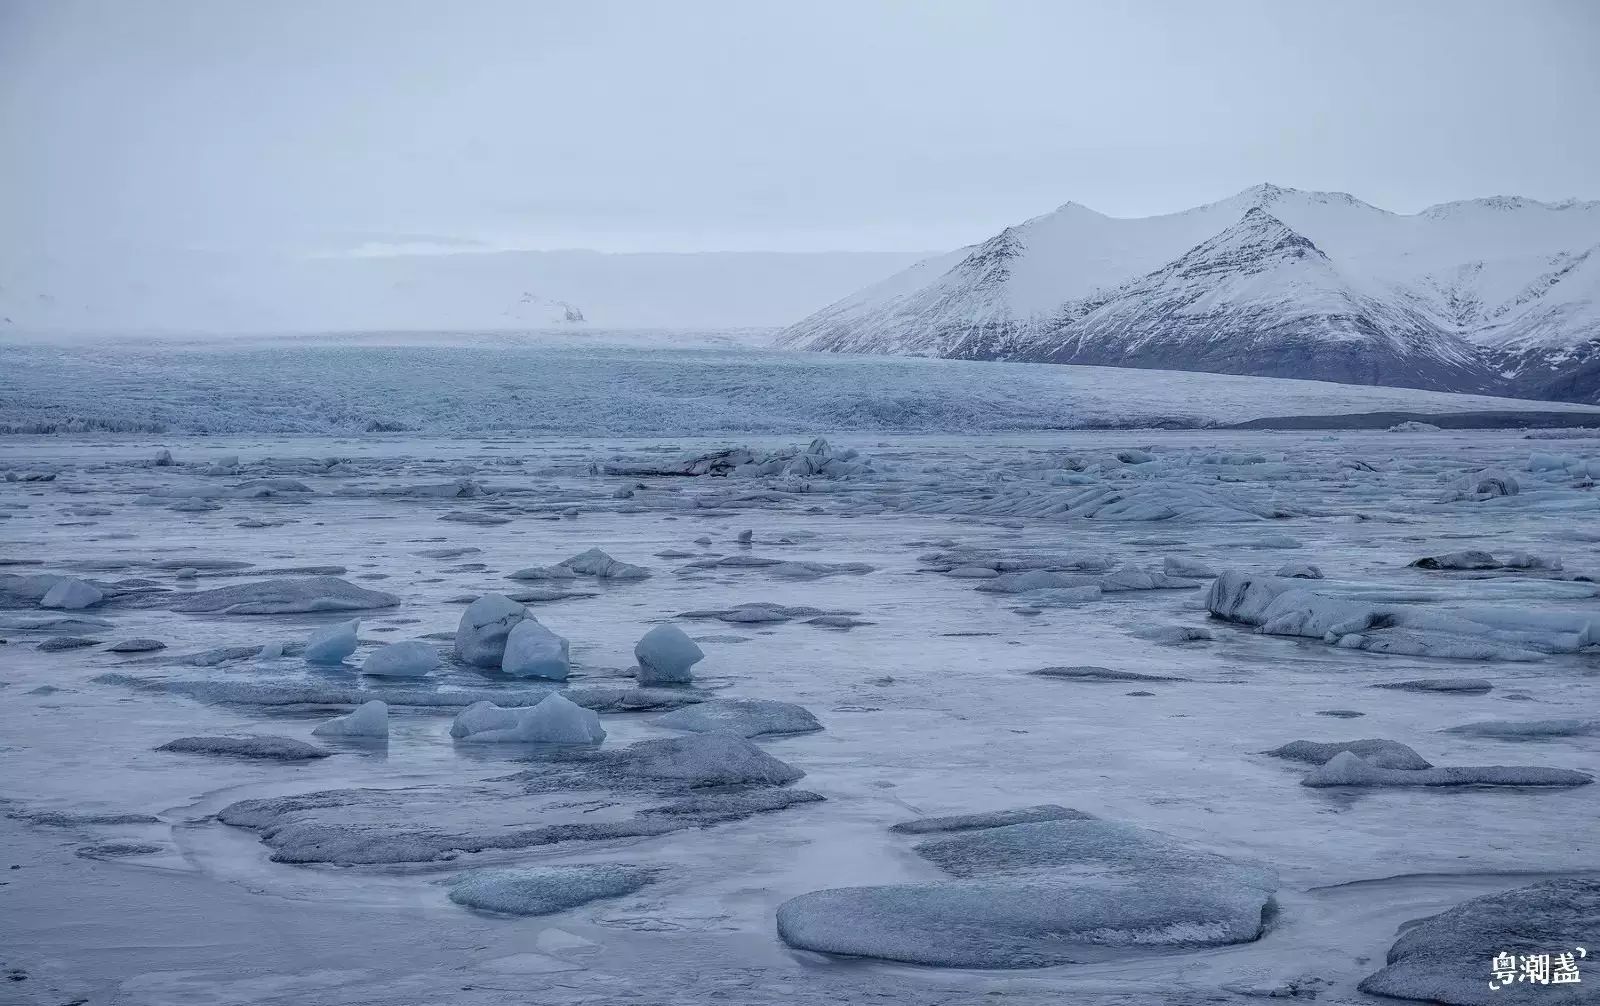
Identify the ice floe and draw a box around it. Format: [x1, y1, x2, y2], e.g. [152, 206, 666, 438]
[1442, 719, 1598, 738]
[447, 864, 656, 916]
[169, 576, 399, 614]
[1030, 665, 1187, 683]
[676, 601, 860, 625]
[156, 735, 330, 761]
[1374, 677, 1493, 694]
[1411, 549, 1562, 572]
[1266, 739, 1432, 770]
[506, 564, 578, 581]
[106, 637, 166, 653]
[1302, 751, 1590, 788]
[558, 547, 651, 580]
[888, 805, 1091, 835]
[1359, 879, 1598, 1005]
[777, 812, 1277, 967]
[653, 698, 821, 738]
[602, 438, 874, 480]
[625, 732, 803, 785]
[37, 636, 100, 651]
[217, 732, 815, 865]
[1206, 570, 1598, 660]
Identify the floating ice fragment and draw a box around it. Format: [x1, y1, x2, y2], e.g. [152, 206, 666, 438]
[361, 640, 442, 677]
[1031, 666, 1186, 683]
[653, 698, 820, 738]
[1359, 879, 1600, 1005]
[623, 733, 802, 785]
[455, 593, 527, 667]
[1442, 719, 1598, 738]
[170, 577, 398, 615]
[501, 618, 571, 680]
[304, 619, 360, 664]
[633, 624, 703, 686]
[1302, 751, 1590, 787]
[450, 693, 605, 744]
[889, 805, 1091, 835]
[558, 547, 651, 580]
[157, 735, 329, 761]
[1163, 556, 1217, 578]
[1373, 678, 1493, 694]
[106, 638, 166, 653]
[37, 635, 99, 651]
[1266, 739, 1431, 770]
[39, 578, 104, 610]
[438, 510, 510, 525]
[312, 700, 389, 739]
[1275, 563, 1323, 579]
[776, 815, 1276, 968]
[448, 865, 656, 916]
[506, 565, 578, 581]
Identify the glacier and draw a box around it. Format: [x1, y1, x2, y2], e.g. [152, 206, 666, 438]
[4, 336, 1599, 437]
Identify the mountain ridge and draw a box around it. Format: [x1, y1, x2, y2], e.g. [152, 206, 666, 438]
[778, 185, 1600, 403]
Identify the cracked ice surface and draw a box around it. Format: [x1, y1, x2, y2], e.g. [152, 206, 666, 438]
[2, 426, 1599, 1005]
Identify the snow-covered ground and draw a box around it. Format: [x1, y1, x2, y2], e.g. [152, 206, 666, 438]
[3, 333, 1597, 436]
[3, 428, 1598, 1005]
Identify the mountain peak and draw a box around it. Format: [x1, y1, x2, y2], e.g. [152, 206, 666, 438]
[1164, 208, 1325, 280]
[1228, 183, 1378, 214]
[1239, 182, 1295, 202]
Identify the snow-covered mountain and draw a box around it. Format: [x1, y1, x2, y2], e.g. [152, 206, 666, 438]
[778, 184, 1600, 403]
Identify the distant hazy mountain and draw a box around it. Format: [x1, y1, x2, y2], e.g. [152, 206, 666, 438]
[778, 184, 1600, 403]
[0, 248, 928, 334]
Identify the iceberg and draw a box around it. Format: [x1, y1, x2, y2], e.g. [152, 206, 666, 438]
[633, 623, 704, 686]
[558, 547, 651, 580]
[39, 578, 105, 610]
[454, 593, 527, 668]
[500, 618, 570, 680]
[450, 693, 605, 744]
[303, 619, 359, 664]
[360, 640, 441, 677]
[312, 700, 389, 739]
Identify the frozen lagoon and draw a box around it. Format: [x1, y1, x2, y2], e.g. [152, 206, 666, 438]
[2, 425, 1599, 1005]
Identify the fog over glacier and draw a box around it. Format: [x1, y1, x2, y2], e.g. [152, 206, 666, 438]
[4, 3, 1599, 1006]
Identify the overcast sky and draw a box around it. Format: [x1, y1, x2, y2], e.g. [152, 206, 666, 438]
[3, 0, 1597, 257]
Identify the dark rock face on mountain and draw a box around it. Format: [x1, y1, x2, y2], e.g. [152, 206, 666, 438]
[781, 185, 1600, 403]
